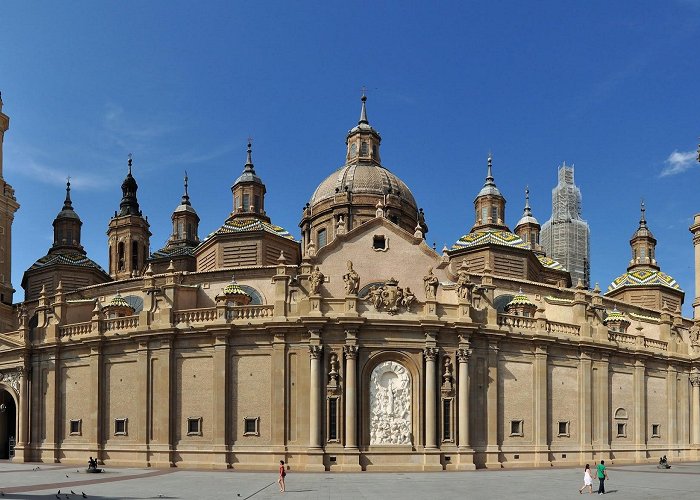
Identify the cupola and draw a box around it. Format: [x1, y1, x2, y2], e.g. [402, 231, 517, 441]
[505, 288, 537, 317]
[628, 201, 658, 271]
[604, 306, 630, 333]
[216, 276, 252, 306]
[514, 187, 541, 252]
[473, 154, 508, 231]
[51, 179, 84, 254]
[230, 142, 269, 222]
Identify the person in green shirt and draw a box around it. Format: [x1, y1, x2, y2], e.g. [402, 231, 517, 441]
[596, 460, 609, 494]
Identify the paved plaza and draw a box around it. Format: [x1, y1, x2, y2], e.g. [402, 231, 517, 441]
[0, 461, 698, 499]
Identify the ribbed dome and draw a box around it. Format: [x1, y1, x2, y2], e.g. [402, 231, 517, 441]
[310, 163, 417, 208]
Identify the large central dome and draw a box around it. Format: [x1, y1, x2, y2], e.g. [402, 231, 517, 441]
[299, 96, 426, 255]
[309, 163, 417, 209]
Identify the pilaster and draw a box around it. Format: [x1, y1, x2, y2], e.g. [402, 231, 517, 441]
[579, 350, 593, 462]
[485, 340, 500, 468]
[456, 344, 475, 469]
[211, 333, 228, 468]
[533, 343, 549, 466]
[633, 358, 646, 461]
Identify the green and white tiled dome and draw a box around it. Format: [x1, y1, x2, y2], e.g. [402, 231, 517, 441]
[452, 229, 529, 250]
[204, 217, 296, 242]
[607, 269, 681, 293]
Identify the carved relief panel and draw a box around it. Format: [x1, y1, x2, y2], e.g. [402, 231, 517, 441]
[369, 360, 411, 445]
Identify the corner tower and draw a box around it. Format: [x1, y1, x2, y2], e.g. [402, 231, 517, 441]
[0, 93, 20, 306]
[148, 173, 200, 273]
[606, 202, 683, 311]
[22, 180, 110, 300]
[107, 155, 151, 280]
[194, 143, 299, 271]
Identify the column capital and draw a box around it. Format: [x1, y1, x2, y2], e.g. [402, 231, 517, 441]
[457, 347, 472, 363]
[343, 344, 358, 359]
[309, 345, 322, 359]
[423, 347, 439, 361]
[691, 376, 700, 387]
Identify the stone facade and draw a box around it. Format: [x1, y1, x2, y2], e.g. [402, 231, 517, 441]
[0, 95, 699, 471]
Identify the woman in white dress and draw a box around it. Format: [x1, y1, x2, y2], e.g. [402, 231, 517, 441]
[579, 463, 593, 494]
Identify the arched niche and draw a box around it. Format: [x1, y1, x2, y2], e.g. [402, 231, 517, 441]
[360, 351, 420, 448]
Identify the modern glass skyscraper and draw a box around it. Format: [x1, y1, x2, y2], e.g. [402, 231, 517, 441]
[541, 163, 590, 287]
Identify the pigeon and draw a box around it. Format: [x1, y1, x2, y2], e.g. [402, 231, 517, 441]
[82, 493, 87, 498]
[71, 491, 76, 495]
[58, 491, 61, 495]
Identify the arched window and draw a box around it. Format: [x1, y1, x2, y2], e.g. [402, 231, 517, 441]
[132, 241, 139, 271]
[117, 242, 125, 271]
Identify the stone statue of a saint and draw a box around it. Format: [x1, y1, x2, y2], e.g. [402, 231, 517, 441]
[423, 267, 439, 299]
[309, 266, 324, 295]
[343, 260, 360, 295]
[456, 261, 474, 302]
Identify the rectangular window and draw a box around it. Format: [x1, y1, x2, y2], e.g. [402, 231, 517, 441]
[328, 398, 338, 441]
[244, 417, 260, 436]
[114, 417, 128, 436]
[558, 421, 570, 437]
[69, 419, 82, 436]
[373, 235, 386, 250]
[242, 193, 250, 212]
[491, 206, 498, 222]
[254, 195, 260, 213]
[481, 207, 488, 223]
[187, 417, 202, 436]
[442, 399, 452, 441]
[317, 228, 327, 248]
[651, 424, 660, 438]
[510, 420, 523, 437]
[617, 422, 626, 437]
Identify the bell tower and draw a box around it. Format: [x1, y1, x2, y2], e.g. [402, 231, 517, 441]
[0, 93, 19, 305]
[107, 155, 151, 280]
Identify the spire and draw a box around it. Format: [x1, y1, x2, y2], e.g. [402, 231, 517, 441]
[63, 177, 73, 211]
[359, 92, 369, 125]
[118, 153, 141, 217]
[244, 140, 255, 173]
[485, 152, 494, 184]
[181, 171, 191, 206]
[523, 186, 532, 217]
[639, 199, 647, 228]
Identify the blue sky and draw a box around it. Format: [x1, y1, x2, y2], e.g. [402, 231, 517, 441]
[1, 1, 699, 313]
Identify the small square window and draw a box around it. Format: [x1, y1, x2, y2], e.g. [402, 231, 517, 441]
[114, 417, 128, 436]
[616, 422, 626, 437]
[69, 419, 82, 436]
[558, 421, 570, 437]
[510, 420, 523, 437]
[187, 417, 202, 436]
[651, 424, 660, 438]
[244, 417, 260, 436]
[372, 235, 387, 251]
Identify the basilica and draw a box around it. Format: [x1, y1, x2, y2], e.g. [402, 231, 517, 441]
[0, 92, 699, 471]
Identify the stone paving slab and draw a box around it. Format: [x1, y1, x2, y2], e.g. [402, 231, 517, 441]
[0, 462, 698, 499]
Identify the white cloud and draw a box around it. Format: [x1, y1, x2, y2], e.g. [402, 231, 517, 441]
[659, 149, 697, 177]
